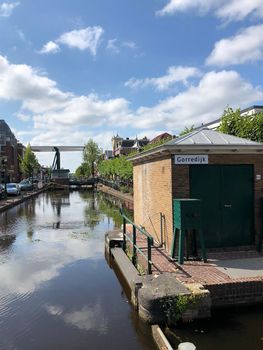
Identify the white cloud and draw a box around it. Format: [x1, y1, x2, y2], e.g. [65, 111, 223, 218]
[106, 39, 138, 55]
[0, 55, 71, 113]
[125, 66, 201, 91]
[57, 26, 104, 55]
[157, 0, 218, 16]
[45, 303, 108, 334]
[106, 39, 120, 54]
[157, 0, 263, 22]
[39, 27, 104, 56]
[1, 55, 262, 171]
[206, 24, 263, 66]
[216, 0, 263, 22]
[39, 41, 60, 54]
[123, 41, 137, 50]
[0, 238, 103, 294]
[15, 112, 31, 122]
[0, 1, 19, 17]
[17, 29, 26, 42]
[131, 70, 263, 129]
[32, 94, 130, 129]
[62, 304, 108, 334]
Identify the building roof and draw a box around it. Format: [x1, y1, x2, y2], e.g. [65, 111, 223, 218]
[195, 105, 263, 130]
[129, 128, 263, 163]
[150, 132, 172, 144]
[120, 139, 136, 148]
[165, 128, 259, 146]
[117, 137, 149, 149]
[240, 105, 263, 114]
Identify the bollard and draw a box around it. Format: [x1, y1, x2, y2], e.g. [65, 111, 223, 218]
[178, 342, 196, 350]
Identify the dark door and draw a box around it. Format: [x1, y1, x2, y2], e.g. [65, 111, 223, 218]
[190, 165, 254, 248]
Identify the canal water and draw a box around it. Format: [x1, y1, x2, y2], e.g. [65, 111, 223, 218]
[0, 191, 156, 350]
[165, 304, 263, 350]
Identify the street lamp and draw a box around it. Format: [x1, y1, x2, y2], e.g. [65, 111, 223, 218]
[1, 156, 7, 198]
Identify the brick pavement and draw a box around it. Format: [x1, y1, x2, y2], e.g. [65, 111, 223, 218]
[126, 225, 263, 288]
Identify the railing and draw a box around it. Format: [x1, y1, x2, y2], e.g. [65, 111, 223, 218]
[120, 210, 154, 274]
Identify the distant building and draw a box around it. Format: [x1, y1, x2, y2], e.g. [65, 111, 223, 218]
[199, 105, 263, 130]
[0, 120, 24, 182]
[112, 134, 149, 157]
[150, 132, 173, 144]
[103, 150, 113, 160]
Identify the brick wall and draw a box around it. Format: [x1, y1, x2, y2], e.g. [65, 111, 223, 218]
[133, 152, 263, 253]
[207, 280, 263, 307]
[133, 156, 174, 252]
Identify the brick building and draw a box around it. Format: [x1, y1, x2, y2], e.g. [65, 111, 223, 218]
[112, 134, 149, 157]
[129, 128, 263, 254]
[0, 120, 24, 182]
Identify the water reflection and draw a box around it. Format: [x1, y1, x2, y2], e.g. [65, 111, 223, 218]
[0, 238, 104, 294]
[45, 302, 108, 334]
[0, 191, 155, 350]
[97, 192, 133, 228]
[166, 305, 263, 350]
[81, 191, 103, 229]
[0, 234, 16, 252]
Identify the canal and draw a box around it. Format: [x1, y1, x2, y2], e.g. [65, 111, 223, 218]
[0, 191, 156, 350]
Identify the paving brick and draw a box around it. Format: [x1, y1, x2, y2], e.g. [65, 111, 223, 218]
[125, 224, 263, 306]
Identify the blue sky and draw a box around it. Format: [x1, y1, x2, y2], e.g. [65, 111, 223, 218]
[1, 0, 263, 171]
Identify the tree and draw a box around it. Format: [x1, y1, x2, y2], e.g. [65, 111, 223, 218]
[75, 162, 91, 178]
[98, 156, 133, 181]
[20, 144, 39, 180]
[83, 139, 101, 177]
[218, 107, 263, 142]
[179, 125, 195, 136]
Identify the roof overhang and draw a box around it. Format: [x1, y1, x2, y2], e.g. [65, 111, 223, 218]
[129, 144, 263, 164]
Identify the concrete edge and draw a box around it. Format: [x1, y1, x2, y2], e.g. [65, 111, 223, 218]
[98, 184, 134, 205]
[111, 247, 141, 290]
[152, 325, 174, 350]
[0, 187, 47, 213]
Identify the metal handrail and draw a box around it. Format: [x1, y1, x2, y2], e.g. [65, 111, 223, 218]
[121, 211, 154, 242]
[120, 210, 153, 274]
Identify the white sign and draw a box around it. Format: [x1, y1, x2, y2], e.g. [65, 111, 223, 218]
[174, 155, 208, 165]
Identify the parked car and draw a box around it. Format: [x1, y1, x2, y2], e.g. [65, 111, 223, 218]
[19, 179, 33, 191]
[6, 183, 21, 196]
[0, 184, 6, 199]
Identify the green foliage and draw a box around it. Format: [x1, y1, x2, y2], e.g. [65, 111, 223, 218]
[179, 125, 195, 136]
[98, 156, 133, 181]
[83, 139, 102, 177]
[140, 136, 173, 152]
[218, 107, 263, 142]
[98, 136, 173, 184]
[160, 294, 198, 325]
[20, 144, 39, 178]
[97, 192, 133, 227]
[75, 162, 91, 178]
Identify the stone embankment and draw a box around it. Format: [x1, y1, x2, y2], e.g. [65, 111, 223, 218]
[105, 230, 211, 325]
[0, 186, 47, 213]
[98, 184, 133, 207]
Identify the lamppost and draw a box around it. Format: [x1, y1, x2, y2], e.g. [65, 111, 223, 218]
[0, 156, 7, 198]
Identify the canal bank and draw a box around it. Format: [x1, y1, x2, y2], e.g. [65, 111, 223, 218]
[98, 183, 134, 208]
[106, 227, 263, 323]
[0, 191, 157, 350]
[0, 186, 48, 213]
[101, 181, 263, 317]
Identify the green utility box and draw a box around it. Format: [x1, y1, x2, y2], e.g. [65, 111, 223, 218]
[173, 199, 202, 230]
[171, 199, 207, 264]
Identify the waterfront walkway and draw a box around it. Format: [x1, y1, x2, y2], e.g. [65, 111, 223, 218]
[0, 187, 46, 212]
[126, 226, 263, 306]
